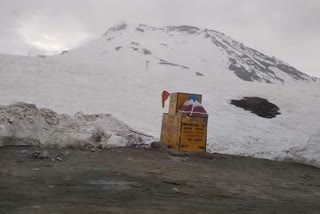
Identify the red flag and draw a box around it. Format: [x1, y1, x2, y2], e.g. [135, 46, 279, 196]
[161, 91, 170, 108]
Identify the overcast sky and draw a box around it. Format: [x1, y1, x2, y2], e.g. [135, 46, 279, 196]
[0, 0, 319, 77]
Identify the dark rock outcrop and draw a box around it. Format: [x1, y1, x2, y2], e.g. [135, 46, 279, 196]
[231, 97, 281, 119]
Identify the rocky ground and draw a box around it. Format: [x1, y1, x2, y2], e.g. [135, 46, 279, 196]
[1, 145, 320, 214]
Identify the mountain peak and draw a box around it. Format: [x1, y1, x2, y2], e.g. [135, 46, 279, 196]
[75, 22, 317, 84]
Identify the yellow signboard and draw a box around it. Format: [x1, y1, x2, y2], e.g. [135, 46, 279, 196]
[160, 113, 207, 152]
[180, 116, 207, 152]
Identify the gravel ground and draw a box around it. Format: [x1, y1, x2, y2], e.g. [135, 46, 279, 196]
[1, 146, 320, 214]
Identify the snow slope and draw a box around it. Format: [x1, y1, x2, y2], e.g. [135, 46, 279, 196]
[0, 22, 319, 167]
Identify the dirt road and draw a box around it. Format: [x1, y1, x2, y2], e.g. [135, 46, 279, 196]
[1, 146, 320, 214]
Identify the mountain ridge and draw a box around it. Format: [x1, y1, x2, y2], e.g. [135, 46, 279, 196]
[64, 22, 317, 84]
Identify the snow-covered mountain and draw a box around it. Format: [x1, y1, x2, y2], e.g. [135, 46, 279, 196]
[0, 22, 319, 167]
[66, 22, 317, 84]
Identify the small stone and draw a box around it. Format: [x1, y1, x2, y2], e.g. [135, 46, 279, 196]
[172, 187, 180, 193]
[32, 150, 51, 159]
[32, 151, 41, 159]
[55, 157, 62, 161]
[163, 179, 181, 186]
[61, 151, 70, 156]
[32, 168, 40, 171]
[21, 150, 28, 154]
[39, 150, 50, 159]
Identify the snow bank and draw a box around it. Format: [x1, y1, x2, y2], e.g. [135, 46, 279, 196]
[278, 132, 320, 168]
[0, 102, 154, 148]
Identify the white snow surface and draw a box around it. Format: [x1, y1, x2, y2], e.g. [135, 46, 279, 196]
[0, 22, 319, 167]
